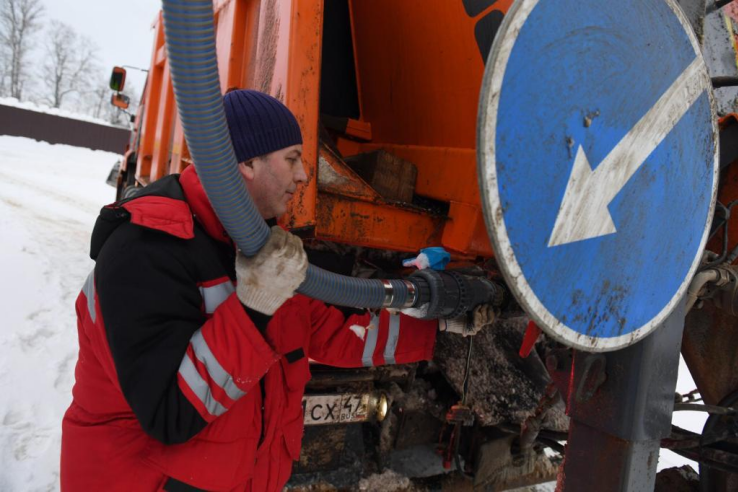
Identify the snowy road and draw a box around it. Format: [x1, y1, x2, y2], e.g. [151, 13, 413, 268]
[0, 136, 117, 491]
[0, 135, 707, 490]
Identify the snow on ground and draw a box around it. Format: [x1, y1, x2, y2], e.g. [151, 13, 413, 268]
[0, 97, 119, 128]
[0, 136, 117, 491]
[0, 135, 711, 490]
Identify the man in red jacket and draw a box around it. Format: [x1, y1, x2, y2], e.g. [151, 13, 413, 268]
[60, 90, 481, 492]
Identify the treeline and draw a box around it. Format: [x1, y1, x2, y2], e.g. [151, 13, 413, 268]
[0, 0, 137, 126]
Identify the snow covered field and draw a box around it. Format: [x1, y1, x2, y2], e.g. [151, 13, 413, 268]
[0, 136, 117, 491]
[0, 135, 706, 490]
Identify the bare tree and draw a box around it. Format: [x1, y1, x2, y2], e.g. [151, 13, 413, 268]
[0, 0, 44, 100]
[39, 21, 98, 108]
[0, 48, 9, 96]
[89, 77, 109, 120]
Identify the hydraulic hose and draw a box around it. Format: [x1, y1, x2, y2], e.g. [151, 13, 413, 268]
[160, 0, 416, 308]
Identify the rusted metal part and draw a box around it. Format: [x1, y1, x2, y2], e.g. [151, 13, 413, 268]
[669, 446, 738, 474]
[710, 266, 738, 314]
[683, 304, 738, 406]
[674, 403, 738, 414]
[519, 383, 562, 454]
[307, 364, 415, 388]
[559, 421, 661, 492]
[699, 390, 738, 490]
[574, 354, 607, 403]
[566, 301, 684, 445]
[344, 150, 418, 203]
[662, 422, 737, 456]
[434, 314, 566, 430]
[316, 145, 380, 201]
[545, 348, 574, 404]
[654, 465, 700, 492]
[254, 0, 279, 94]
[662, 425, 706, 450]
[559, 304, 685, 492]
[356, 144, 481, 206]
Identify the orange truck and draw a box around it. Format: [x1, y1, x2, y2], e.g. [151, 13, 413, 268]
[107, 0, 738, 489]
[113, 0, 514, 258]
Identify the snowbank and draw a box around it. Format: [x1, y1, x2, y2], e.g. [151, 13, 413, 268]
[0, 136, 117, 491]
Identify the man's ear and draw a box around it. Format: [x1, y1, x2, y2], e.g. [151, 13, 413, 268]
[238, 161, 255, 181]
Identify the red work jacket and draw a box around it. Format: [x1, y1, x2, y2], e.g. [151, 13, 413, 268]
[61, 166, 437, 491]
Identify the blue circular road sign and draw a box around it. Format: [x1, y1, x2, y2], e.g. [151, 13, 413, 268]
[477, 0, 718, 351]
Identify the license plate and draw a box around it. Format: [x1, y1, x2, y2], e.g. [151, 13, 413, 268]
[302, 393, 370, 425]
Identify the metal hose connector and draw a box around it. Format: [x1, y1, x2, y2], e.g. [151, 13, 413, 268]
[686, 269, 720, 312]
[161, 0, 416, 309]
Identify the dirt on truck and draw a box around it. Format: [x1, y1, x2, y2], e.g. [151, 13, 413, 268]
[105, 0, 738, 490]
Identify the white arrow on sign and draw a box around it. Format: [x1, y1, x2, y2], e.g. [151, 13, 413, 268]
[548, 57, 707, 247]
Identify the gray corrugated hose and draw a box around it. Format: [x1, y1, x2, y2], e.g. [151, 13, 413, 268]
[161, 0, 416, 309]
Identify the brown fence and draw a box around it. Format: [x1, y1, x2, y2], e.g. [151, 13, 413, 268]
[0, 104, 131, 153]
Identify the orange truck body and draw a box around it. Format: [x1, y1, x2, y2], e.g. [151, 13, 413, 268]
[123, 0, 514, 258]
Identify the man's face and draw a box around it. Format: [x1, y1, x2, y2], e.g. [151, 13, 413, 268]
[238, 144, 307, 219]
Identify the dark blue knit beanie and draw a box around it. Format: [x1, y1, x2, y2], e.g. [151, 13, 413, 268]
[223, 89, 303, 163]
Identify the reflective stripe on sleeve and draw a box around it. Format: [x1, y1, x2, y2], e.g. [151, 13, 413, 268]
[383, 314, 401, 365]
[190, 330, 246, 401]
[178, 354, 228, 418]
[199, 281, 235, 314]
[361, 315, 380, 367]
[83, 270, 96, 323]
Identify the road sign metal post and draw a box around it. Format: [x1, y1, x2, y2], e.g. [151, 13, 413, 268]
[476, 0, 718, 487]
[560, 299, 685, 491]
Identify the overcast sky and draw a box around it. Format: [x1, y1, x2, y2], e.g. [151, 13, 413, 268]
[41, 0, 161, 98]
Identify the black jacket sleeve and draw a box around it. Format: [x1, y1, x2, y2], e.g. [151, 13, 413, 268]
[95, 223, 210, 444]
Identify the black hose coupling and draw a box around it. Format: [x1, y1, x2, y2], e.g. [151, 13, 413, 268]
[407, 269, 505, 319]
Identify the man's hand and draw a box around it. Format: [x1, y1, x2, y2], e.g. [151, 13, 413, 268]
[235, 226, 308, 315]
[439, 304, 497, 337]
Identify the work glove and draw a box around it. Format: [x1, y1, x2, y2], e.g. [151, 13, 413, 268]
[439, 304, 497, 337]
[235, 226, 308, 315]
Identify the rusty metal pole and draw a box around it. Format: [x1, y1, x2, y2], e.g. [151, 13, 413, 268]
[557, 299, 685, 491]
